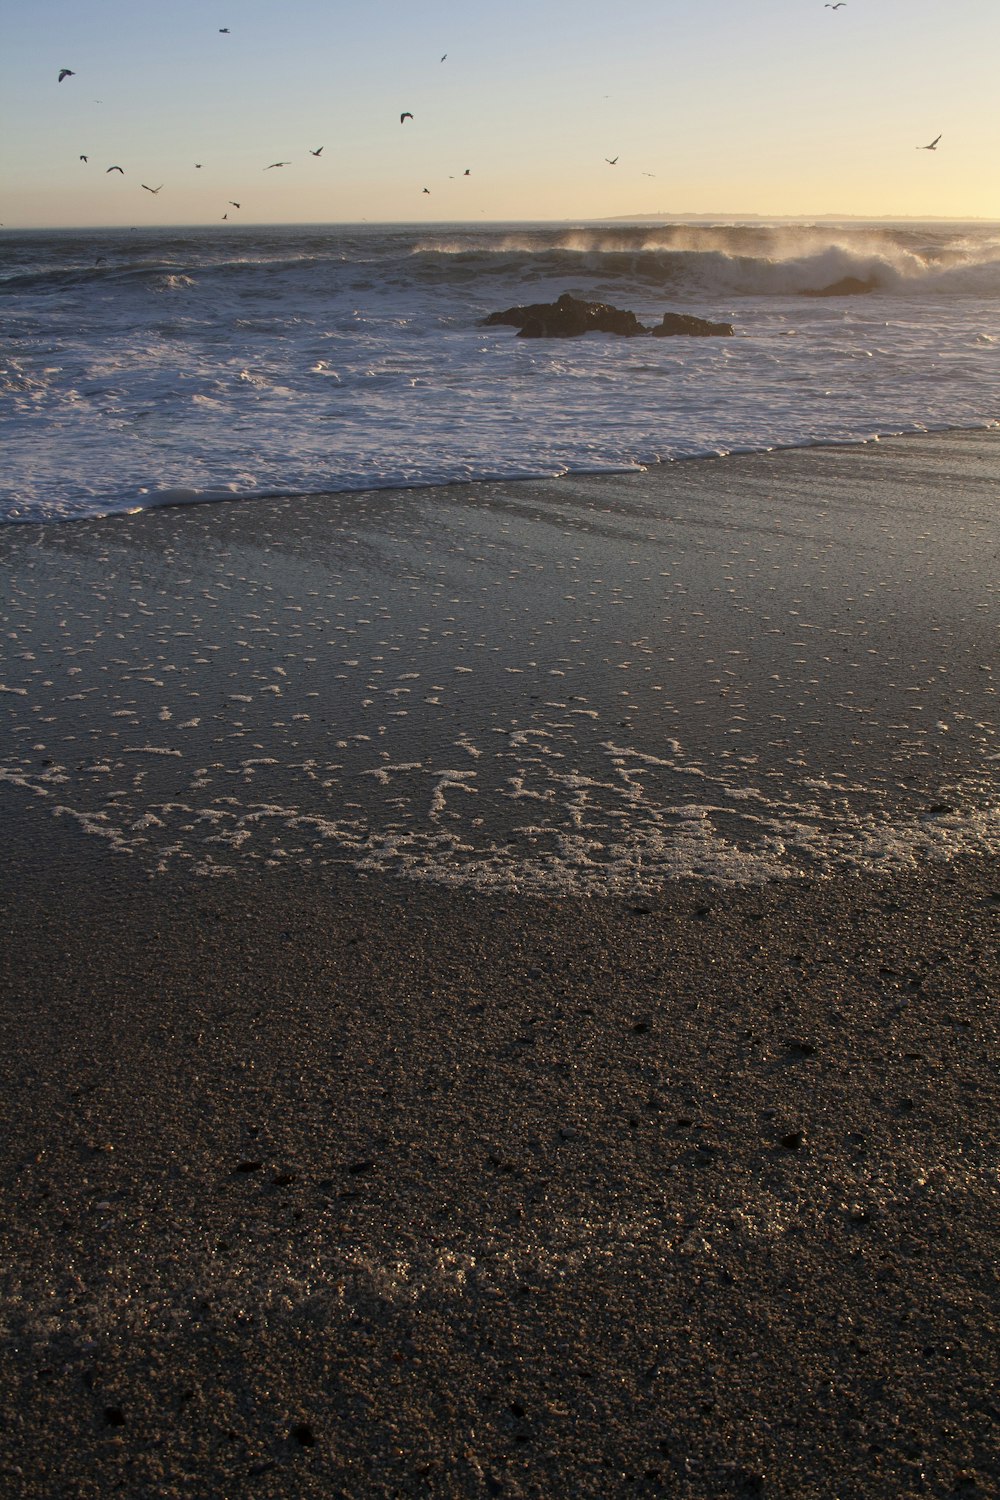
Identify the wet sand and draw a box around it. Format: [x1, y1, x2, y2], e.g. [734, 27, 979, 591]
[1, 434, 998, 1497]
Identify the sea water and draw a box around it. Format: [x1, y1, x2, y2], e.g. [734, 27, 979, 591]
[2, 219, 998, 524]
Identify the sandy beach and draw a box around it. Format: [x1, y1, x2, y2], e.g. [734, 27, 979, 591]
[1, 433, 998, 1498]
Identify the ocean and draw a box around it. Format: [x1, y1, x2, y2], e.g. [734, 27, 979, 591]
[2, 219, 998, 525]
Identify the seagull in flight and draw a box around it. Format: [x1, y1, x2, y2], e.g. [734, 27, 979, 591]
[58, 69, 75, 82]
[605, 156, 619, 165]
[106, 165, 124, 174]
[422, 187, 430, 194]
[219, 28, 230, 34]
[141, 183, 163, 194]
[309, 147, 323, 156]
[824, 3, 846, 9]
[79, 155, 88, 163]
[228, 200, 240, 208]
[400, 112, 413, 124]
[440, 53, 447, 61]
[917, 134, 942, 150]
[264, 161, 290, 169]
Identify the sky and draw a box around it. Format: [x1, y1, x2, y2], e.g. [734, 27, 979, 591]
[2, 0, 999, 229]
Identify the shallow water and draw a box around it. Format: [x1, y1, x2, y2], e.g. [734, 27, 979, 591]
[2, 434, 997, 891]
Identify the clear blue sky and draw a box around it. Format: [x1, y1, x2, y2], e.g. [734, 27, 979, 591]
[2, 0, 998, 227]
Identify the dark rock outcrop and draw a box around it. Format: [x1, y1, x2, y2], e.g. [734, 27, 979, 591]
[800, 275, 877, 298]
[651, 312, 734, 337]
[481, 292, 733, 339]
[481, 292, 648, 338]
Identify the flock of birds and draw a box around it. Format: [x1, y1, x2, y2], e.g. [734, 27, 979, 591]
[56, 40, 476, 217]
[55, 12, 943, 220]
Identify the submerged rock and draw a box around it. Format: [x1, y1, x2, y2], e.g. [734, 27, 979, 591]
[800, 275, 878, 298]
[481, 292, 733, 338]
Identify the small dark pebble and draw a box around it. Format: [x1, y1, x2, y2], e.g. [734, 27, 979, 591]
[780, 1131, 805, 1150]
[630, 903, 652, 915]
[104, 1407, 126, 1427]
[347, 1161, 374, 1175]
[693, 905, 712, 920]
[632, 1020, 650, 1033]
[292, 1422, 316, 1447]
[898, 1096, 916, 1111]
[787, 1040, 817, 1057]
[234, 1161, 263, 1174]
[272, 1171, 297, 1186]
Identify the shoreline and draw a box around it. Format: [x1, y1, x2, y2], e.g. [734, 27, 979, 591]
[4, 420, 999, 530]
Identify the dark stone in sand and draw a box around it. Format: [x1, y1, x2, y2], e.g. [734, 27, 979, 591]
[800, 275, 878, 297]
[651, 311, 734, 337]
[481, 292, 733, 338]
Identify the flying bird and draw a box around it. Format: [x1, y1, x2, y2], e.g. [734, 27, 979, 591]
[222, 213, 228, 220]
[79, 155, 88, 162]
[194, 163, 202, 168]
[917, 134, 942, 150]
[141, 183, 163, 194]
[464, 168, 471, 176]
[219, 28, 230, 33]
[58, 69, 75, 82]
[605, 156, 618, 165]
[264, 161, 290, 169]
[106, 165, 124, 174]
[422, 187, 430, 194]
[440, 54, 447, 61]
[400, 112, 413, 123]
[228, 200, 240, 207]
[309, 147, 323, 156]
[824, 3, 846, 8]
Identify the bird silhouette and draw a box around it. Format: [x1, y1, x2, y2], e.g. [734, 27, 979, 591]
[194, 163, 203, 168]
[79, 155, 88, 163]
[309, 147, 323, 156]
[422, 187, 430, 194]
[58, 69, 75, 82]
[106, 166, 124, 174]
[141, 183, 163, 194]
[824, 3, 846, 8]
[228, 200, 240, 208]
[464, 168, 471, 176]
[605, 156, 618, 165]
[265, 161, 290, 169]
[222, 213, 228, 220]
[440, 54, 447, 61]
[219, 28, 230, 34]
[400, 112, 413, 124]
[917, 134, 942, 150]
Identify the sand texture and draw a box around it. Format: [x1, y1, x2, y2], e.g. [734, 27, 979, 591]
[1, 434, 998, 1497]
